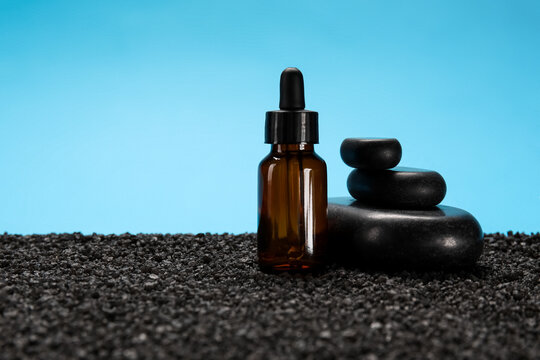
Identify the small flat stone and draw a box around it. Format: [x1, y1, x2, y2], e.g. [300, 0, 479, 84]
[347, 166, 446, 208]
[328, 197, 484, 269]
[340, 138, 402, 169]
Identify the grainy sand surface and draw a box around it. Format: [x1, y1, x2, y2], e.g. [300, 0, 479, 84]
[0, 232, 538, 359]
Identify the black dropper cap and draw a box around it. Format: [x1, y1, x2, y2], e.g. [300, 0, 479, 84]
[265, 68, 319, 144]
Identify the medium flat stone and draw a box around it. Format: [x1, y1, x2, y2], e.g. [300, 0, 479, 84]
[347, 166, 446, 208]
[340, 138, 402, 169]
[328, 197, 484, 269]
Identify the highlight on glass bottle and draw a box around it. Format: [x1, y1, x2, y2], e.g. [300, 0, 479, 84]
[257, 68, 328, 272]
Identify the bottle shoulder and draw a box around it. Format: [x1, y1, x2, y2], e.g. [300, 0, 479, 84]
[259, 149, 326, 169]
[259, 153, 274, 167]
[311, 151, 326, 164]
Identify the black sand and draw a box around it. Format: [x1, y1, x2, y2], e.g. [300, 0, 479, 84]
[0, 232, 538, 359]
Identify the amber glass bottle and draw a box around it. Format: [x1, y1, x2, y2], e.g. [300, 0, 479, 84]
[257, 68, 328, 272]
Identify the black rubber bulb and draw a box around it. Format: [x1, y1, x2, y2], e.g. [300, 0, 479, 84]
[279, 67, 305, 110]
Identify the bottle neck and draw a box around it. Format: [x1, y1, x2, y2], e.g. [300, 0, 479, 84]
[271, 143, 314, 154]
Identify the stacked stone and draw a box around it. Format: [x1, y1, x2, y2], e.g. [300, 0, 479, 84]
[328, 138, 484, 270]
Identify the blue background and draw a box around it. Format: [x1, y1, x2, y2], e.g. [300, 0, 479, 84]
[1, 0, 538, 234]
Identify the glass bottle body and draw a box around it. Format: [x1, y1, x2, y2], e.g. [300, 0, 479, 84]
[257, 143, 328, 272]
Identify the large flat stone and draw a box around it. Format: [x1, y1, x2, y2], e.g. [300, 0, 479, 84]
[328, 197, 484, 270]
[347, 166, 447, 208]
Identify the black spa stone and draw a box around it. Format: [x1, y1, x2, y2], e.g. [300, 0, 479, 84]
[328, 197, 484, 270]
[347, 166, 447, 208]
[340, 137, 402, 169]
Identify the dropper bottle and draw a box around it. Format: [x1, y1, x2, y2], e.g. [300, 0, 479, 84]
[257, 67, 328, 272]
